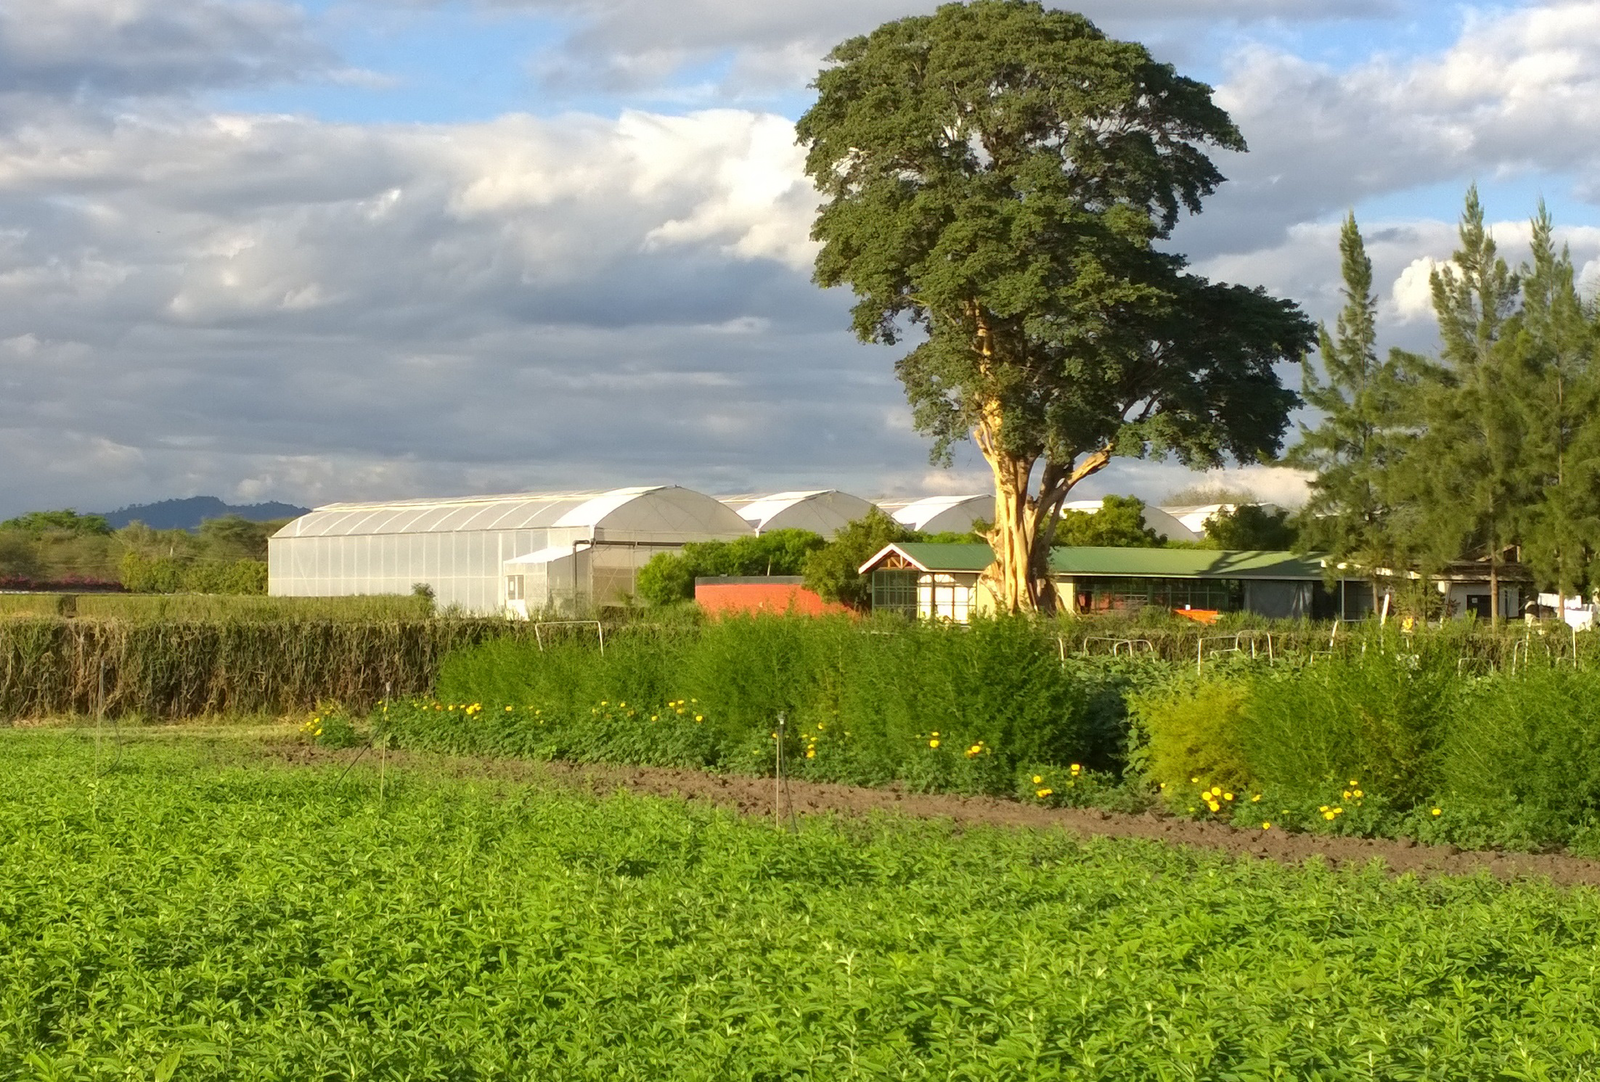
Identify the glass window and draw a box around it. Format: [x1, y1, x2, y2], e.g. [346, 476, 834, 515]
[872, 570, 918, 617]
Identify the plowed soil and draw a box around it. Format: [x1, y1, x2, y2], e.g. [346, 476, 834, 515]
[275, 743, 1600, 888]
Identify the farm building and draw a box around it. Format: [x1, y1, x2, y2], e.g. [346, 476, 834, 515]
[874, 494, 991, 535]
[719, 490, 877, 538]
[860, 543, 1354, 622]
[269, 486, 752, 615]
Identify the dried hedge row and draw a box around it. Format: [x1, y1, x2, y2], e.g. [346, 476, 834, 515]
[0, 617, 531, 719]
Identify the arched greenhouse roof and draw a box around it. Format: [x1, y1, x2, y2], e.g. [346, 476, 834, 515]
[273, 486, 751, 539]
[875, 494, 991, 534]
[719, 490, 877, 537]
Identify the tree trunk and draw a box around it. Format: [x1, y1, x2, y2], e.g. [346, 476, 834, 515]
[1489, 556, 1500, 628]
[979, 445, 1043, 614]
[972, 402, 1111, 614]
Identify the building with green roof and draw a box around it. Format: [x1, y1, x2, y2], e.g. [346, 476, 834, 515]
[859, 542, 1357, 621]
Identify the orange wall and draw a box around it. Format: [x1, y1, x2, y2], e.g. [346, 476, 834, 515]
[695, 582, 850, 618]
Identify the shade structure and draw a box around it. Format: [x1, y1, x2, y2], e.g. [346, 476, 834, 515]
[718, 490, 877, 538]
[874, 494, 991, 535]
[269, 486, 753, 614]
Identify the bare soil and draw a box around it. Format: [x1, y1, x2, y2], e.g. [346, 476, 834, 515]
[266, 741, 1600, 888]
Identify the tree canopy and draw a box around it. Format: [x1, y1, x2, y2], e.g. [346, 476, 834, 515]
[635, 530, 830, 607]
[798, 0, 1312, 612]
[1055, 496, 1163, 547]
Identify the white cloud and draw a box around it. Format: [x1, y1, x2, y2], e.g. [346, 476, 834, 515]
[1178, 1, 1600, 260]
[1391, 256, 1441, 322]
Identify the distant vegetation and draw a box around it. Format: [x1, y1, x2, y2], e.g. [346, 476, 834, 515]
[0, 510, 283, 594]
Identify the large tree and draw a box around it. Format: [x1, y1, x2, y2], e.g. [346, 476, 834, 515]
[1503, 205, 1600, 604]
[1288, 213, 1419, 577]
[797, 0, 1313, 613]
[1404, 188, 1524, 623]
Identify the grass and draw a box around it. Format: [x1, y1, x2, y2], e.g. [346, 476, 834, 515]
[3, 729, 1600, 1078]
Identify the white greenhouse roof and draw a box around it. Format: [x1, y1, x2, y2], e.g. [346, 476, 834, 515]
[875, 494, 991, 534]
[719, 490, 877, 536]
[273, 486, 750, 539]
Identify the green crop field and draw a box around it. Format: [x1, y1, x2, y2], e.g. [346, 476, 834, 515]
[2, 730, 1599, 1079]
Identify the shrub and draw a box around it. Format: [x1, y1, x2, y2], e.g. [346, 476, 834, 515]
[424, 614, 1100, 795]
[1436, 667, 1600, 848]
[1129, 674, 1252, 801]
[1236, 650, 1457, 807]
[635, 530, 827, 605]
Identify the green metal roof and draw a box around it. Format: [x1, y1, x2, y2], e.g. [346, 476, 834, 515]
[869, 543, 1331, 580]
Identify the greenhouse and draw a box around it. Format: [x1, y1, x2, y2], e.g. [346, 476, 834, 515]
[874, 494, 991, 535]
[269, 486, 753, 615]
[718, 490, 876, 538]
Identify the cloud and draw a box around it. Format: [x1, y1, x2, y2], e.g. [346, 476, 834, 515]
[1391, 256, 1442, 322]
[5, 0, 1600, 518]
[492, 0, 1397, 96]
[0, 0, 338, 98]
[1177, 0, 1600, 260]
[0, 102, 909, 515]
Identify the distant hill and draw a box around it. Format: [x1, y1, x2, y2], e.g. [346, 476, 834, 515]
[101, 496, 310, 531]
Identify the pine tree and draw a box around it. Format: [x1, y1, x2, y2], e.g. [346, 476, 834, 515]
[1505, 204, 1600, 603]
[1288, 213, 1414, 584]
[1407, 186, 1523, 623]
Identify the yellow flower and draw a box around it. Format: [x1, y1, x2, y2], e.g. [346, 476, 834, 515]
[695, 714, 703, 722]
[1349, 779, 1359, 787]
[1033, 775, 1043, 785]
[1210, 786, 1222, 797]
[931, 731, 940, 737]
[929, 739, 940, 749]
[1251, 794, 1262, 803]
[805, 748, 815, 759]
[1036, 788, 1053, 798]
[505, 706, 513, 712]
[1353, 789, 1363, 798]
[1191, 776, 1199, 783]
[1431, 807, 1442, 816]
[1261, 821, 1272, 830]
[1223, 792, 1234, 801]
[817, 723, 824, 730]
[650, 715, 658, 721]
[1319, 805, 1329, 812]
[1322, 810, 1336, 820]
[1206, 801, 1220, 812]
[1070, 763, 1081, 775]
[1342, 790, 1351, 799]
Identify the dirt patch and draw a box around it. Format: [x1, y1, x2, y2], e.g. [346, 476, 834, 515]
[271, 742, 1600, 888]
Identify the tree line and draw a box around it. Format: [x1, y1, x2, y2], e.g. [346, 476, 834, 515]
[1290, 188, 1600, 622]
[0, 511, 277, 594]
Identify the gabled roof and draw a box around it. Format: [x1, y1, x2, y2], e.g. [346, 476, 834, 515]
[858, 542, 996, 575]
[861, 542, 1334, 580]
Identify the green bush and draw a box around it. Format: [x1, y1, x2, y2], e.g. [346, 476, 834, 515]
[119, 552, 267, 594]
[1236, 650, 1457, 807]
[635, 530, 827, 605]
[1435, 667, 1600, 848]
[415, 614, 1099, 795]
[1129, 673, 1252, 801]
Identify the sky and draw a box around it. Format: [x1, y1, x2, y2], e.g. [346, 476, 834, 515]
[3, 0, 1600, 519]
